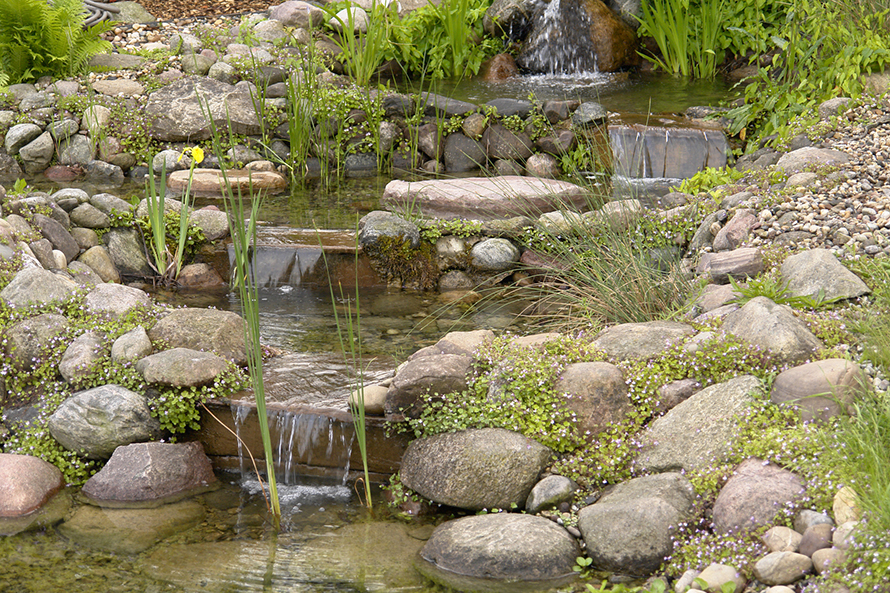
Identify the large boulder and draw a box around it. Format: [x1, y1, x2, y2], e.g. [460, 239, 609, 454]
[779, 249, 870, 302]
[357, 211, 421, 251]
[636, 375, 761, 473]
[712, 458, 806, 534]
[147, 308, 247, 365]
[144, 76, 262, 141]
[770, 359, 870, 422]
[400, 428, 552, 511]
[775, 147, 849, 174]
[722, 297, 823, 363]
[418, 513, 580, 583]
[553, 361, 631, 437]
[83, 283, 153, 319]
[381, 176, 590, 220]
[104, 228, 154, 277]
[59, 331, 107, 385]
[384, 354, 474, 420]
[0, 453, 63, 517]
[4, 313, 69, 371]
[592, 320, 695, 362]
[81, 442, 217, 507]
[578, 473, 695, 575]
[136, 348, 232, 387]
[0, 266, 78, 308]
[47, 384, 162, 459]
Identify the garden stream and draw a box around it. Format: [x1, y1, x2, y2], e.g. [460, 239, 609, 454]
[2, 73, 732, 592]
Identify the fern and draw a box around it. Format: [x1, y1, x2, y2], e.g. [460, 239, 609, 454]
[0, 0, 112, 85]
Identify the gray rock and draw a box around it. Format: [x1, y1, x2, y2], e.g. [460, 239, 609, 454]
[4, 123, 42, 155]
[712, 458, 806, 534]
[111, 326, 153, 364]
[57, 500, 204, 554]
[29, 238, 56, 269]
[47, 384, 161, 459]
[444, 133, 486, 172]
[578, 473, 695, 575]
[348, 383, 388, 415]
[592, 320, 695, 362]
[181, 52, 214, 75]
[780, 249, 870, 301]
[752, 552, 813, 585]
[104, 228, 154, 277]
[77, 246, 120, 283]
[381, 176, 589, 221]
[775, 147, 849, 173]
[798, 523, 833, 558]
[89, 53, 147, 71]
[19, 132, 55, 175]
[147, 308, 247, 365]
[483, 0, 536, 39]
[698, 247, 764, 284]
[636, 375, 761, 473]
[84, 283, 153, 320]
[82, 441, 217, 507]
[819, 97, 854, 120]
[571, 101, 608, 127]
[0, 453, 63, 518]
[770, 359, 869, 422]
[722, 297, 823, 363]
[794, 508, 835, 533]
[695, 563, 746, 593]
[270, 0, 327, 28]
[57, 134, 95, 165]
[812, 547, 845, 574]
[554, 361, 631, 438]
[69, 203, 111, 229]
[416, 123, 443, 160]
[421, 92, 477, 117]
[31, 213, 78, 262]
[419, 513, 579, 581]
[4, 313, 69, 371]
[384, 354, 473, 419]
[90, 192, 135, 216]
[188, 207, 230, 241]
[207, 61, 237, 84]
[47, 119, 80, 141]
[410, 329, 495, 360]
[525, 153, 561, 178]
[470, 237, 519, 271]
[59, 331, 107, 385]
[400, 428, 552, 511]
[81, 105, 112, 137]
[713, 209, 758, 252]
[763, 525, 803, 553]
[483, 124, 533, 161]
[0, 267, 78, 308]
[144, 76, 262, 142]
[358, 211, 421, 250]
[0, 151, 24, 180]
[66, 260, 104, 287]
[525, 475, 577, 513]
[136, 348, 232, 387]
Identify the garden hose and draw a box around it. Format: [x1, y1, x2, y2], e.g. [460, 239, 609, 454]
[82, 0, 121, 27]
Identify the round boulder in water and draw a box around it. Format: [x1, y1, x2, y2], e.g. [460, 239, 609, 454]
[418, 513, 580, 586]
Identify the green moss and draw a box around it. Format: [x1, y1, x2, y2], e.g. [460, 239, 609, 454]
[364, 235, 439, 290]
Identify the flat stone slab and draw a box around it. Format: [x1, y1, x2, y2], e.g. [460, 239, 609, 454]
[168, 167, 287, 195]
[380, 176, 592, 220]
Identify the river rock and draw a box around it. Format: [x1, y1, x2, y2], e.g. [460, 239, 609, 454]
[0, 453, 63, 517]
[419, 513, 579, 582]
[381, 176, 590, 220]
[144, 76, 262, 141]
[67, 260, 104, 287]
[189, 207, 230, 241]
[84, 283, 153, 319]
[483, 0, 536, 39]
[4, 313, 69, 371]
[57, 500, 205, 554]
[483, 124, 534, 161]
[752, 552, 813, 585]
[47, 384, 161, 459]
[479, 52, 520, 82]
[695, 563, 746, 593]
[525, 475, 577, 513]
[763, 525, 803, 553]
[136, 348, 232, 387]
[798, 523, 833, 558]
[775, 147, 849, 174]
[147, 307, 247, 365]
[697, 247, 764, 283]
[409, 329, 495, 360]
[400, 428, 551, 511]
[526, 152, 561, 178]
[554, 361, 631, 437]
[20, 132, 55, 174]
[812, 547, 845, 574]
[167, 167, 287, 195]
[578, 473, 695, 575]
[57, 134, 95, 165]
[444, 133, 486, 172]
[5, 123, 42, 155]
[636, 375, 761, 473]
[833, 487, 861, 525]
[721, 297, 823, 363]
[384, 354, 474, 419]
[78, 245, 120, 283]
[82, 441, 217, 507]
[59, 331, 107, 385]
[770, 359, 869, 422]
[794, 509, 834, 533]
[712, 458, 806, 534]
[470, 237, 520, 271]
[111, 325, 153, 364]
[104, 227, 154, 276]
[358, 211, 421, 250]
[69, 203, 110, 228]
[592, 320, 695, 362]
[779, 249, 870, 301]
[0, 266, 78, 308]
[270, 0, 327, 28]
[713, 209, 758, 252]
[31, 213, 78, 262]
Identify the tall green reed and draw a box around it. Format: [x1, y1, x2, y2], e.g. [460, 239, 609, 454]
[636, 0, 724, 78]
[327, 2, 397, 87]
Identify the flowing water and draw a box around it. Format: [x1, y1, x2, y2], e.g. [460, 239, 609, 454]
[4, 51, 737, 593]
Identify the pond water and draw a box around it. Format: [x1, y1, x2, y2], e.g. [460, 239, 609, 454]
[6, 72, 735, 592]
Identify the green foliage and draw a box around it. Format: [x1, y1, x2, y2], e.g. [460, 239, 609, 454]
[149, 369, 246, 434]
[553, 417, 646, 488]
[2, 417, 99, 485]
[401, 335, 604, 452]
[0, 0, 112, 85]
[628, 205, 704, 252]
[725, 0, 890, 143]
[728, 272, 843, 309]
[636, 0, 726, 78]
[674, 166, 745, 196]
[417, 218, 483, 242]
[327, 1, 398, 87]
[585, 578, 667, 593]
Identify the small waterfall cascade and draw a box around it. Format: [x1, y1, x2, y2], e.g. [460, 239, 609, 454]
[231, 404, 357, 486]
[518, 0, 600, 74]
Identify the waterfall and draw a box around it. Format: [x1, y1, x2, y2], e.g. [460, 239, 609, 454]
[517, 0, 600, 75]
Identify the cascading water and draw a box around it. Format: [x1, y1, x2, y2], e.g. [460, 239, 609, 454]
[517, 0, 600, 74]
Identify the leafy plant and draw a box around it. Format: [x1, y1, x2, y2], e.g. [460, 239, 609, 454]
[728, 272, 841, 310]
[636, 0, 726, 78]
[0, 0, 112, 85]
[326, 1, 398, 87]
[674, 166, 745, 196]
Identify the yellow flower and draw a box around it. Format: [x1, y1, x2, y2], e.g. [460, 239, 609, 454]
[178, 146, 205, 165]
